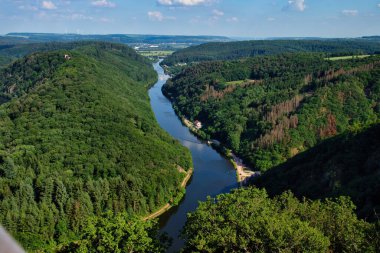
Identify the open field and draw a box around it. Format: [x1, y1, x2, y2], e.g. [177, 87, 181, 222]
[326, 55, 371, 61]
[225, 79, 259, 86]
[138, 50, 174, 57]
[226, 80, 246, 85]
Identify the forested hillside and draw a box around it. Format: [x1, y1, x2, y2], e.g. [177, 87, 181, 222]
[162, 39, 380, 66]
[182, 188, 380, 252]
[0, 41, 99, 68]
[163, 54, 380, 172]
[0, 42, 192, 251]
[254, 123, 380, 220]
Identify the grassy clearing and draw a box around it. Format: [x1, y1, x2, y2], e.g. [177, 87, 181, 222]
[138, 50, 174, 57]
[226, 80, 246, 85]
[326, 55, 371, 61]
[225, 79, 258, 85]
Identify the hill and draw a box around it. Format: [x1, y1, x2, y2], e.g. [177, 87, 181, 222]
[0, 34, 232, 68]
[5, 33, 231, 44]
[254, 123, 380, 220]
[0, 42, 192, 251]
[163, 53, 380, 172]
[162, 39, 380, 66]
[0, 41, 95, 68]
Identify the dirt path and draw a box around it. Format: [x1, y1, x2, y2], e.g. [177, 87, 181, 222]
[143, 203, 171, 221]
[181, 169, 193, 188]
[143, 169, 193, 221]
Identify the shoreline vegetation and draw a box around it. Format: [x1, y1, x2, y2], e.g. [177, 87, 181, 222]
[143, 168, 193, 221]
[161, 65, 261, 186]
[181, 117, 260, 185]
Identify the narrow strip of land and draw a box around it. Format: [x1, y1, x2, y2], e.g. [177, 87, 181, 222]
[143, 168, 193, 221]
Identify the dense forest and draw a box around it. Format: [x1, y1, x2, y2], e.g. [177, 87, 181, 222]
[254, 123, 380, 220]
[182, 187, 379, 252]
[162, 50, 380, 252]
[1, 37, 380, 252]
[162, 39, 380, 66]
[0, 41, 105, 68]
[163, 53, 380, 171]
[0, 42, 192, 251]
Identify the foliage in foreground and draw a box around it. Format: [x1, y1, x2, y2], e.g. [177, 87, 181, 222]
[182, 188, 379, 253]
[57, 211, 169, 253]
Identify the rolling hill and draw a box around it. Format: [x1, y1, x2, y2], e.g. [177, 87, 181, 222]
[162, 39, 380, 66]
[163, 53, 380, 172]
[0, 42, 192, 251]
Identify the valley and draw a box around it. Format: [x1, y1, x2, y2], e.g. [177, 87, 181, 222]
[0, 34, 379, 253]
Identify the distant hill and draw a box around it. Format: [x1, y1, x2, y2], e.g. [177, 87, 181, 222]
[162, 39, 380, 66]
[255, 124, 380, 220]
[0, 42, 192, 251]
[0, 41, 89, 68]
[0, 33, 232, 68]
[361, 36, 380, 41]
[5, 33, 231, 44]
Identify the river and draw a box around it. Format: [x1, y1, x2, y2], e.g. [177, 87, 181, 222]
[148, 62, 238, 252]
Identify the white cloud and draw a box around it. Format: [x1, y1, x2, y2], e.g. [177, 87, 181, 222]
[267, 17, 275, 22]
[92, 0, 116, 8]
[42, 1, 57, 10]
[148, 11, 176, 21]
[148, 11, 164, 21]
[157, 0, 212, 6]
[19, 5, 38, 11]
[377, 3, 380, 8]
[212, 9, 224, 16]
[226, 17, 238, 22]
[342, 10, 358, 16]
[69, 14, 94, 21]
[285, 0, 306, 12]
[99, 17, 113, 23]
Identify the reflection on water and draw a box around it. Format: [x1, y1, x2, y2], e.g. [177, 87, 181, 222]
[149, 61, 238, 253]
[182, 140, 205, 152]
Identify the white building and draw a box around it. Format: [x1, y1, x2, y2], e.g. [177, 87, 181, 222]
[194, 120, 202, 129]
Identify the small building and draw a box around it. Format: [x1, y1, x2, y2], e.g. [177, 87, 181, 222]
[64, 54, 71, 60]
[194, 120, 202, 129]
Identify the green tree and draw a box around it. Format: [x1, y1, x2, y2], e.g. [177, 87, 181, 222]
[58, 211, 169, 253]
[182, 188, 376, 253]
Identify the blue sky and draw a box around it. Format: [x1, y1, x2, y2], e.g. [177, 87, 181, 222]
[0, 0, 379, 37]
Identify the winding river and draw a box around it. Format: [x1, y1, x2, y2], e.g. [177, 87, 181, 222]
[149, 62, 238, 252]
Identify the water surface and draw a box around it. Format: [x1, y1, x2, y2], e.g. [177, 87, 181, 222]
[149, 62, 238, 252]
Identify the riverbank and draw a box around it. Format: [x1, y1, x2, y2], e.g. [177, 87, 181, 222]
[179, 115, 260, 185]
[151, 61, 238, 252]
[143, 168, 193, 221]
[230, 153, 261, 186]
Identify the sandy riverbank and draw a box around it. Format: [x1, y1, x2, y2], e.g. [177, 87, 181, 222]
[230, 153, 260, 185]
[181, 117, 260, 185]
